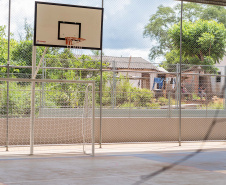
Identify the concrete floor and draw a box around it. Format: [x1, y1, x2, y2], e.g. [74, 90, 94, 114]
[1, 142, 226, 185]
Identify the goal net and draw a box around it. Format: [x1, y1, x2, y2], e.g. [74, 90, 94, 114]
[0, 78, 95, 156]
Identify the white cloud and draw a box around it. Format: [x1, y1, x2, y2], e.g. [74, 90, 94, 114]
[105, 0, 131, 16]
[0, 0, 176, 63]
[0, 0, 102, 39]
[0, 1, 9, 28]
[10, 0, 35, 36]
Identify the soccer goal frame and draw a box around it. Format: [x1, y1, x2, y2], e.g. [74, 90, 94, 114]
[0, 78, 95, 156]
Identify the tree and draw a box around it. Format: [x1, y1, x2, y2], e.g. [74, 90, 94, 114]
[11, 40, 33, 66]
[91, 50, 104, 56]
[168, 20, 226, 63]
[0, 26, 8, 64]
[144, 2, 226, 61]
[18, 19, 33, 41]
[0, 25, 18, 75]
[143, 5, 177, 61]
[161, 20, 226, 73]
[11, 40, 46, 77]
[0, 25, 17, 64]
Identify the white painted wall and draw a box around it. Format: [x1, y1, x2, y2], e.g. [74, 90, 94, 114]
[211, 56, 226, 95]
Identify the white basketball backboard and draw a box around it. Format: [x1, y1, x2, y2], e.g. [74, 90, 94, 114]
[34, 2, 103, 50]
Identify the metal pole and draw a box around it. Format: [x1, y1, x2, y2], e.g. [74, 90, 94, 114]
[7, 0, 11, 63]
[112, 60, 116, 108]
[168, 91, 171, 118]
[99, 0, 104, 148]
[92, 82, 95, 156]
[30, 46, 36, 155]
[41, 59, 45, 108]
[129, 92, 131, 117]
[6, 0, 11, 152]
[224, 66, 226, 110]
[179, 1, 183, 146]
[6, 69, 9, 152]
[7, 0, 11, 62]
[8, 0, 11, 60]
[176, 64, 179, 109]
[99, 47, 103, 148]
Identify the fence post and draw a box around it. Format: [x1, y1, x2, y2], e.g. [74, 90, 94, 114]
[129, 92, 131, 117]
[176, 63, 179, 109]
[168, 91, 171, 118]
[112, 60, 116, 108]
[178, 1, 183, 146]
[41, 58, 45, 108]
[92, 82, 95, 156]
[6, 0, 12, 152]
[6, 65, 9, 152]
[224, 66, 226, 110]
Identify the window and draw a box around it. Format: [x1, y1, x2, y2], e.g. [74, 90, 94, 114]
[216, 72, 221, 83]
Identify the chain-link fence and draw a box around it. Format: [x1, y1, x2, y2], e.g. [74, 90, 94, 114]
[0, 78, 95, 155]
[1, 0, 226, 153]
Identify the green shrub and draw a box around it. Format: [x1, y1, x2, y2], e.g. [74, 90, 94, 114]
[148, 102, 161, 109]
[208, 101, 224, 109]
[192, 93, 201, 100]
[158, 97, 168, 105]
[119, 102, 136, 108]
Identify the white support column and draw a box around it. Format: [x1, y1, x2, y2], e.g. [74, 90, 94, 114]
[30, 46, 36, 155]
[99, 0, 104, 148]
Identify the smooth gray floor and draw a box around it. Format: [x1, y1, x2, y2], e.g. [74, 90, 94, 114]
[1, 143, 226, 185]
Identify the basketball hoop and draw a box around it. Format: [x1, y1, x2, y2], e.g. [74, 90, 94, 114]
[65, 37, 85, 48]
[65, 37, 85, 55]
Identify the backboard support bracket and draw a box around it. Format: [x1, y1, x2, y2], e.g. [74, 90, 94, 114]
[33, 47, 48, 79]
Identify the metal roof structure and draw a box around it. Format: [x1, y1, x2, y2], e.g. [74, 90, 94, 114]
[102, 56, 158, 70]
[176, 0, 226, 6]
[88, 56, 158, 70]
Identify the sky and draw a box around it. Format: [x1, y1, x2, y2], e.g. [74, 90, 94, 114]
[0, 0, 178, 62]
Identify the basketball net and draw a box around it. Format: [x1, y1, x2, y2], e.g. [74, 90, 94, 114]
[65, 37, 85, 56]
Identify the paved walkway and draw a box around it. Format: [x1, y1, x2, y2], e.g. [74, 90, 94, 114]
[1, 142, 226, 185]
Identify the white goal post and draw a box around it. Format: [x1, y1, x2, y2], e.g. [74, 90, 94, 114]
[0, 78, 95, 156]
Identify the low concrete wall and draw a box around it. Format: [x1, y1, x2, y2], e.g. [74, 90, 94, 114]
[99, 118, 226, 142]
[1, 118, 226, 145]
[0, 118, 95, 145]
